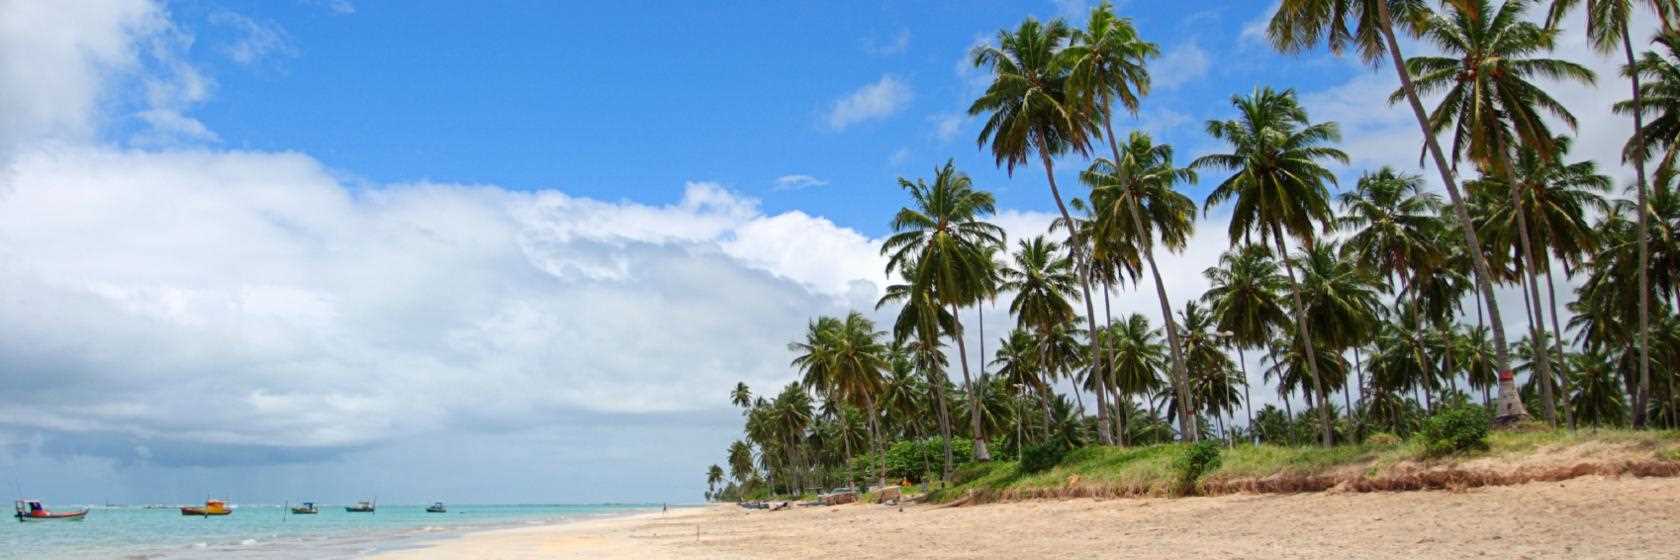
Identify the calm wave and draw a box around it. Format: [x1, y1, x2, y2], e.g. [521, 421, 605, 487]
[0, 504, 656, 558]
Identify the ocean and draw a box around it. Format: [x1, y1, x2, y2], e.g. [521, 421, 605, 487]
[0, 503, 657, 558]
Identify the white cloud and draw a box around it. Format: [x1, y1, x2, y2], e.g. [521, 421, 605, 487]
[772, 174, 828, 190]
[826, 75, 913, 130]
[864, 28, 911, 56]
[1152, 41, 1210, 90]
[0, 0, 164, 153]
[208, 10, 298, 66]
[1239, 1, 1281, 46]
[889, 147, 912, 166]
[930, 112, 966, 142]
[300, 0, 355, 15]
[0, 148, 889, 455]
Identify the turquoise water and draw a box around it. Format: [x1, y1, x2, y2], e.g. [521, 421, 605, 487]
[0, 503, 656, 558]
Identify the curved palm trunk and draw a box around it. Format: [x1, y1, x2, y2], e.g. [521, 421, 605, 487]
[1374, 1, 1527, 423]
[1509, 181, 1560, 426]
[948, 302, 991, 462]
[1271, 225, 1333, 447]
[1625, 24, 1656, 429]
[1101, 120, 1198, 443]
[1036, 148, 1116, 445]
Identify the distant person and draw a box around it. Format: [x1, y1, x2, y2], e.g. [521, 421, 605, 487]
[662, 502, 668, 514]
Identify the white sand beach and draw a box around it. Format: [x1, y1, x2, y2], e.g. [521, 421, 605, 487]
[376, 476, 1679, 559]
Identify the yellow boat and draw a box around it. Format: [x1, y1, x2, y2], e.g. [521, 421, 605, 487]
[181, 499, 231, 517]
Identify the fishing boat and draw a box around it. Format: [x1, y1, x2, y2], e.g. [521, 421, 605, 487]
[290, 502, 319, 514]
[14, 499, 88, 522]
[181, 499, 232, 517]
[425, 502, 446, 513]
[345, 499, 376, 513]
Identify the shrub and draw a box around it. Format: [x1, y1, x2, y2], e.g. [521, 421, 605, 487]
[1019, 441, 1068, 473]
[1418, 404, 1491, 457]
[1366, 432, 1402, 447]
[1172, 441, 1223, 496]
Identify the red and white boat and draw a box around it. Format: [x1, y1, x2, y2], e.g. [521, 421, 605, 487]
[14, 499, 88, 522]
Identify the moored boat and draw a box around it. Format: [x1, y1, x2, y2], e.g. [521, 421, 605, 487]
[14, 499, 88, 522]
[181, 499, 232, 516]
[290, 501, 319, 514]
[425, 502, 446, 513]
[345, 499, 376, 513]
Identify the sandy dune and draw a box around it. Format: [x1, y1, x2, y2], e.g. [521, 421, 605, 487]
[377, 476, 1679, 559]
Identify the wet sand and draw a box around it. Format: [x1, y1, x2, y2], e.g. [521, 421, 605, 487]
[375, 476, 1678, 559]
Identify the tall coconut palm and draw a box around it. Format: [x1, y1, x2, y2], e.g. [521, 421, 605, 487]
[1338, 168, 1443, 412]
[882, 160, 1006, 461]
[1179, 301, 1244, 440]
[877, 267, 958, 480]
[1193, 87, 1347, 446]
[789, 312, 891, 491]
[1203, 244, 1289, 436]
[970, 18, 1121, 444]
[1548, 0, 1673, 430]
[1268, 0, 1530, 425]
[1079, 132, 1201, 442]
[706, 465, 724, 499]
[1102, 313, 1167, 442]
[1065, 1, 1198, 445]
[727, 440, 754, 488]
[731, 382, 753, 411]
[1398, 0, 1596, 424]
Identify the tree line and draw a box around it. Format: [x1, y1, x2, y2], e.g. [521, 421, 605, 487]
[704, 0, 1680, 501]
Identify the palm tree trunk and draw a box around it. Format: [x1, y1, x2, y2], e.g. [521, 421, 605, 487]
[1103, 279, 1122, 440]
[865, 394, 886, 489]
[1400, 271, 1434, 411]
[1101, 120, 1197, 444]
[1238, 346, 1255, 444]
[840, 419, 856, 493]
[1625, 23, 1655, 429]
[1509, 184, 1560, 426]
[1037, 146, 1116, 445]
[927, 357, 955, 482]
[1354, 345, 1366, 441]
[1271, 223, 1333, 447]
[1543, 265, 1576, 429]
[947, 302, 991, 462]
[1375, 1, 1526, 423]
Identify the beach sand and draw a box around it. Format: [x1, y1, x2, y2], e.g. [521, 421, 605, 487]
[375, 476, 1679, 559]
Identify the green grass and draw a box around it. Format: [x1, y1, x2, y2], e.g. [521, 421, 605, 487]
[921, 429, 1680, 504]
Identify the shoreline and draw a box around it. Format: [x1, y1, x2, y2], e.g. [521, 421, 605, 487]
[373, 476, 1680, 559]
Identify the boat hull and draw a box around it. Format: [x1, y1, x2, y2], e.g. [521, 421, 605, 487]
[426, 508, 446, 513]
[180, 508, 232, 516]
[345, 507, 375, 513]
[290, 508, 318, 514]
[15, 510, 87, 522]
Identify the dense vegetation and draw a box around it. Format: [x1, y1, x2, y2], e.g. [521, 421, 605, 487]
[704, 0, 1680, 502]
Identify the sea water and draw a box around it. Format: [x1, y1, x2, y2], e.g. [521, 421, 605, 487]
[0, 503, 656, 558]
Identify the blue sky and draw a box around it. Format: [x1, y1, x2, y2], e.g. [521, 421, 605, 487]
[0, 0, 1647, 504]
[125, 0, 1365, 234]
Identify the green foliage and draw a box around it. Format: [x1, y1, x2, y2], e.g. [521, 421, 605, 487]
[850, 437, 975, 483]
[1365, 432, 1401, 447]
[1417, 404, 1492, 457]
[1019, 441, 1069, 473]
[1171, 440, 1222, 495]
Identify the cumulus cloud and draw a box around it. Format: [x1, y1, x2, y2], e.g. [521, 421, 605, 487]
[0, 0, 163, 153]
[826, 75, 913, 130]
[930, 112, 966, 142]
[772, 174, 828, 190]
[1152, 41, 1210, 91]
[0, 148, 889, 465]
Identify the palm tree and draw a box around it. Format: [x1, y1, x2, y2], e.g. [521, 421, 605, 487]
[727, 440, 754, 489]
[882, 160, 1006, 462]
[993, 328, 1052, 442]
[1203, 244, 1289, 437]
[1193, 87, 1347, 446]
[1268, 0, 1529, 422]
[1401, 0, 1597, 424]
[1296, 242, 1384, 423]
[1101, 314, 1166, 442]
[789, 312, 891, 491]
[1549, 0, 1671, 430]
[731, 382, 753, 411]
[706, 465, 725, 499]
[876, 268, 958, 481]
[1065, 1, 1198, 445]
[1079, 131, 1201, 442]
[1338, 168, 1442, 414]
[1570, 348, 1630, 427]
[970, 18, 1120, 444]
[1621, 32, 1680, 186]
[1179, 301, 1244, 441]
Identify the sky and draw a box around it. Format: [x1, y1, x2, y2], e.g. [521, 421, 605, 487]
[0, 0, 1657, 505]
